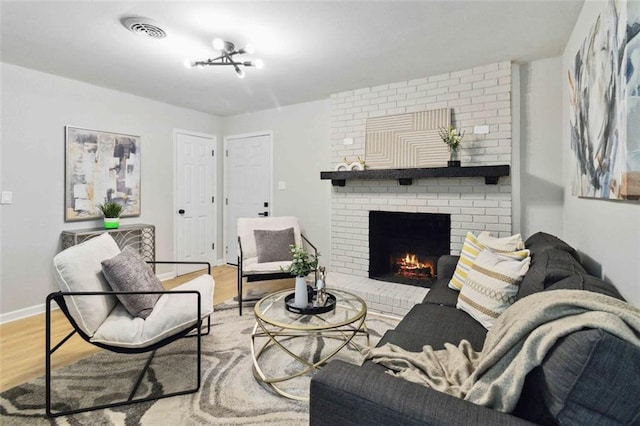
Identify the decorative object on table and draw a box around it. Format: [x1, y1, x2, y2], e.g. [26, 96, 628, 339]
[364, 108, 450, 169]
[280, 245, 319, 309]
[315, 266, 328, 307]
[567, 0, 640, 200]
[284, 290, 336, 314]
[65, 126, 141, 222]
[438, 125, 465, 167]
[97, 201, 124, 229]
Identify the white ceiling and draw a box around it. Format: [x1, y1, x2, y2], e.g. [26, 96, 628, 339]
[0, 1, 584, 117]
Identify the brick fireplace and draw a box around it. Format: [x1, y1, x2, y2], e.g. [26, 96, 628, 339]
[325, 61, 513, 315]
[369, 211, 450, 287]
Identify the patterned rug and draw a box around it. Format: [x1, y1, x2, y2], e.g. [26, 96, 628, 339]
[0, 304, 398, 425]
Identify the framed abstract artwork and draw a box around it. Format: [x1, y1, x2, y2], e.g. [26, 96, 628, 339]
[65, 126, 141, 221]
[568, 0, 640, 200]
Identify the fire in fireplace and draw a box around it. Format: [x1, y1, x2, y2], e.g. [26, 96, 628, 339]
[369, 211, 450, 287]
[395, 253, 435, 281]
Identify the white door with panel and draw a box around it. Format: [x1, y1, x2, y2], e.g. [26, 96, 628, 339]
[175, 131, 216, 276]
[225, 133, 272, 265]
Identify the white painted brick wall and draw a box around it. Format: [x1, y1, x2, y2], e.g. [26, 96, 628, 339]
[329, 61, 513, 278]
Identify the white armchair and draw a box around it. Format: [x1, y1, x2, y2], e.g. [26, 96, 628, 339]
[47, 233, 214, 417]
[237, 216, 316, 315]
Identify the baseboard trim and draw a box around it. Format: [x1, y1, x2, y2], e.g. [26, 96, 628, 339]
[0, 303, 59, 324]
[157, 271, 177, 281]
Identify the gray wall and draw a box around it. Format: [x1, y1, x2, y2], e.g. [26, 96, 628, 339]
[222, 100, 332, 263]
[0, 63, 221, 316]
[561, 1, 640, 304]
[3, 5, 638, 316]
[519, 57, 564, 238]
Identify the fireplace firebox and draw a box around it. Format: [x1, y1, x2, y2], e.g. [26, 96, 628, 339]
[369, 211, 450, 287]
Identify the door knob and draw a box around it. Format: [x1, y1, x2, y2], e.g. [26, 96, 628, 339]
[178, 209, 185, 215]
[258, 211, 269, 217]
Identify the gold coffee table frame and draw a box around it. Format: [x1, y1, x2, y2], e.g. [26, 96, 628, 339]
[251, 288, 369, 401]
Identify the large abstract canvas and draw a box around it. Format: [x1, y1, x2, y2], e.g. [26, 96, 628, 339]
[568, 0, 640, 200]
[365, 108, 451, 169]
[65, 126, 141, 221]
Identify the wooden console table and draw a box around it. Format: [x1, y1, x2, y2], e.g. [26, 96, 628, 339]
[61, 223, 156, 268]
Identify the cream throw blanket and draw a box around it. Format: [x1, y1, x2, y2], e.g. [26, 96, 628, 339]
[363, 290, 640, 412]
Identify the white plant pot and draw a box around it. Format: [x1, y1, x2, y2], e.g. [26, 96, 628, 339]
[294, 276, 308, 308]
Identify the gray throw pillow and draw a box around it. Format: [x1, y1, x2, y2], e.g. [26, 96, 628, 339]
[101, 246, 164, 319]
[254, 227, 295, 263]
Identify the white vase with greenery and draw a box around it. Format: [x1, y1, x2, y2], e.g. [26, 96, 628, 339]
[438, 125, 465, 167]
[281, 245, 319, 309]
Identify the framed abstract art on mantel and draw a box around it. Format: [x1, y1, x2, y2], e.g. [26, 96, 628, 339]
[64, 126, 141, 221]
[568, 0, 640, 201]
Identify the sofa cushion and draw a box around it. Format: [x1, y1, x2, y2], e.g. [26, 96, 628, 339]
[524, 232, 579, 260]
[91, 274, 214, 348]
[238, 216, 302, 261]
[101, 246, 165, 319]
[448, 232, 526, 291]
[515, 329, 640, 425]
[436, 255, 460, 281]
[423, 278, 459, 307]
[516, 249, 586, 300]
[393, 303, 487, 351]
[254, 227, 295, 263]
[52, 233, 122, 337]
[457, 249, 530, 329]
[545, 274, 625, 301]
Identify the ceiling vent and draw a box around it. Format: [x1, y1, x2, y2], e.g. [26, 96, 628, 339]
[122, 17, 167, 39]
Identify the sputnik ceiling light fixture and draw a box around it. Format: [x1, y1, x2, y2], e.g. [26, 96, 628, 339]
[185, 38, 263, 78]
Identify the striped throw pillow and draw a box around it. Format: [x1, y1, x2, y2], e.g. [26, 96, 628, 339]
[448, 232, 525, 291]
[456, 249, 531, 329]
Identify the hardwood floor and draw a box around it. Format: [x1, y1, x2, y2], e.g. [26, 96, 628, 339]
[0, 265, 293, 393]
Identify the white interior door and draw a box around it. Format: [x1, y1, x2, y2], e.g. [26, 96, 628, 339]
[224, 133, 272, 265]
[175, 131, 216, 276]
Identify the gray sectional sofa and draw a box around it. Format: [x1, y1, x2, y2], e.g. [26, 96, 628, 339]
[309, 232, 640, 425]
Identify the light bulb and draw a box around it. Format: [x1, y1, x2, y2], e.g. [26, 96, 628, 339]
[183, 59, 194, 69]
[254, 59, 264, 69]
[212, 38, 225, 51]
[235, 67, 245, 79]
[244, 44, 255, 54]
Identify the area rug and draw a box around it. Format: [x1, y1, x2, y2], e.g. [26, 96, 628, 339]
[0, 304, 398, 425]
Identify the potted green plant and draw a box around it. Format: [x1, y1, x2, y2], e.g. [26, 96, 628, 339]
[438, 125, 465, 167]
[281, 245, 319, 308]
[97, 201, 123, 229]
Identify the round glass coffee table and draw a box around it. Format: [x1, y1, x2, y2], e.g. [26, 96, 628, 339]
[251, 288, 368, 401]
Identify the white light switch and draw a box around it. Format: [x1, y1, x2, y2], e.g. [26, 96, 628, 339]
[343, 138, 354, 145]
[1, 191, 13, 204]
[473, 125, 490, 135]
[278, 181, 287, 190]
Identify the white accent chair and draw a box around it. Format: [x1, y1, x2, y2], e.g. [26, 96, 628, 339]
[47, 233, 214, 417]
[237, 216, 317, 315]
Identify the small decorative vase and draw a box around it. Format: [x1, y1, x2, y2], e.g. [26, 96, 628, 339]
[104, 218, 120, 229]
[448, 147, 461, 167]
[294, 276, 308, 308]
